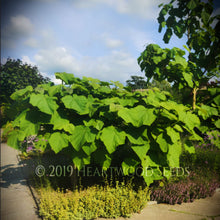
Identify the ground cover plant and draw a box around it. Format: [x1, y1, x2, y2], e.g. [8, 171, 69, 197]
[38, 180, 149, 220]
[150, 130, 220, 205]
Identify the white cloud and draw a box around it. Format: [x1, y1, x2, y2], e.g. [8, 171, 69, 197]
[27, 46, 139, 84]
[2, 15, 34, 48]
[81, 50, 139, 82]
[22, 55, 36, 66]
[110, 0, 167, 20]
[34, 47, 81, 74]
[128, 28, 156, 51]
[72, 0, 169, 20]
[8, 15, 34, 37]
[24, 38, 38, 48]
[101, 34, 123, 49]
[105, 38, 123, 48]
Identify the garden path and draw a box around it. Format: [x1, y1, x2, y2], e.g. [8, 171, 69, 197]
[1, 142, 220, 220]
[0, 143, 41, 220]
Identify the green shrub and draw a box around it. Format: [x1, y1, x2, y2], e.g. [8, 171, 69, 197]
[39, 181, 150, 220]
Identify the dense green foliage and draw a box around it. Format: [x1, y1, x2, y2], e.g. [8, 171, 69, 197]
[39, 182, 149, 220]
[158, 0, 219, 76]
[138, 0, 220, 110]
[126, 75, 148, 90]
[5, 72, 202, 185]
[138, 0, 220, 134]
[0, 58, 51, 105]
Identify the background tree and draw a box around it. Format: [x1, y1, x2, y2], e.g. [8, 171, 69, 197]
[0, 58, 51, 125]
[0, 58, 51, 105]
[126, 75, 147, 90]
[138, 0, 220, 110]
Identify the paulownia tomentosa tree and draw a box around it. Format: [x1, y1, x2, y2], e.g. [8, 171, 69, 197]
[138, 0, 220, 131]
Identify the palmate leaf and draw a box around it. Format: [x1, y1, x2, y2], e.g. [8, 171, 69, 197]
[184, 140, 195, 154]
[7, 130, 25, 149]
[82, 142, 97, 156]
[182, 72, 193, 88]
[93, 148, 112, 170]
[131, 144, 150, 161]
[48, 84, 63, 97]
[61, 94, 90, 115]
[142, 167, 163, 186]
[156, 133, 169, 152]
[213, 95, 220, 106]
[12, 110, 39, 137]
[100, 126, 126, 154]
[69, 126, 96, 151]
[187, 0, 198, 10]
[167, 143, 182, 167]
[198, 105, 218, 120]
[122, 158, 139, 175]
[179, 111, 200, 130]
[55, 72, 76, 84]
[166, 127, 180, 144]
[72, 149, 91, 170]
[83, 119, 104, 131]
[49, 132, 69, 154]
[10, 86, 33, 101]
[215, 119, 220, 129]
[30, 94, 58, 115]
[50, 111, 75, 134]
[118, 106, 156, 127]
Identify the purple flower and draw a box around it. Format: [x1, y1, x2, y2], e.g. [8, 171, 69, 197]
[26, 146, 34, 152]
[205, 161, 208, 164]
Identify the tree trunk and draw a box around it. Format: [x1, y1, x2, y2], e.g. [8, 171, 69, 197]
[192, 88, 198, 110]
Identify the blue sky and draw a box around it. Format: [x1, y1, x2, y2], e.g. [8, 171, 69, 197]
[1, 0, 220, 84]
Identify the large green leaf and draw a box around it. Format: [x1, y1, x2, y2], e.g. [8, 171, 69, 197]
[48, 85, 63, 97]
[156, 133, 169, 152]
[214, 95, 220, 106]
[82, 142, 97, 156]
[182, 72, 193, 88]
[167, 143, 182, 167]
[215, 119, 220, 129]
[72, 150, 91, 170]
[83, 119, 104, 131]
[49, 132, 69, 154]
[55, 72, 76, 84]
[179, 111, 200, 130]
[61, 94, 89, 115]
[30, 94, 58, 115]
[119, 98, 138, 107]
[122, 158, 139, 175]
[118, 106, 156, 127]
[184, 140, 195, 154]
[187, 0, 198, 10]
[142, 167, 163, 186]
[10, 86, 33, 101]
[100, 126, 126, 154]
[166, 127, 180, 144]
[198, 105, 218, 120]
[201, 10, 210, 24]
[93, 149, 112, 170]
[7, 130, 25, 149]
[69, 126, 96, 151]
[131, 144, 150, 161]
[50, 111, 75, 134]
